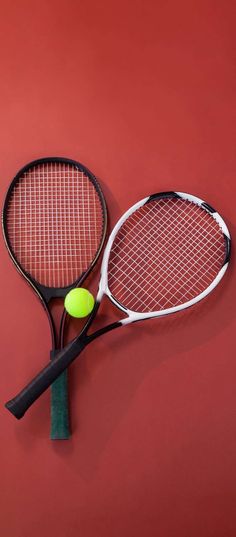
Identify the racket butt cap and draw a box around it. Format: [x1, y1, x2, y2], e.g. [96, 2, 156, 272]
[5, 400, 24, 419]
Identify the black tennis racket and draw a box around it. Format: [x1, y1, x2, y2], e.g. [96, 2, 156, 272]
[2, 157, 107, 438]
[5, 192, 231, 420]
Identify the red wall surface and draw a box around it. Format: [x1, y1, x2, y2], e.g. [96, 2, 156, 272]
[0, 1, 235, 536]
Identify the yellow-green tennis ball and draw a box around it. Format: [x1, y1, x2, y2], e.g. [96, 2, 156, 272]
[64, 288, 95, 318]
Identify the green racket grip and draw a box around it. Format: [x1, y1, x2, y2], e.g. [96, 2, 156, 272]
[50, 350, 70, 440]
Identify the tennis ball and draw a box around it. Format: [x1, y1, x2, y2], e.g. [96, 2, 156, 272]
[64, 288, 95, 318]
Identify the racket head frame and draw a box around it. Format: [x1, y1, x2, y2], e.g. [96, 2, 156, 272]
[96, 191, 231, 326]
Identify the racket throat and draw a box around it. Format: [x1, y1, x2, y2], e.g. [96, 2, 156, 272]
[37, 283, 74, 302]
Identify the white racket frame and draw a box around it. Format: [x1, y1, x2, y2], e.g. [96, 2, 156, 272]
[97, 192, 230, 325]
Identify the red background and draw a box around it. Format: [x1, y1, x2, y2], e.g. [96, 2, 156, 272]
[0, 1, 236, 536]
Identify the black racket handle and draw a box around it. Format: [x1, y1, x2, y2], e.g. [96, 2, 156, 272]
[5, 337, 86, 419]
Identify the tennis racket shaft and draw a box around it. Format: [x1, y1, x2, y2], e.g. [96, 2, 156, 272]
[5, 338, 86, 419]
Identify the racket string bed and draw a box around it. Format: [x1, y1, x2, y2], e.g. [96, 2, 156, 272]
[108, 199, 226, 312]
[7, 163, 104, 289]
